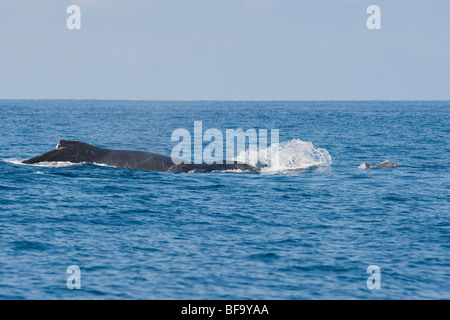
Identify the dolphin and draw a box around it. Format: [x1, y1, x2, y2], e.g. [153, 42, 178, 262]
[360, 161, 398, 169]
[22, 139, 259, 173]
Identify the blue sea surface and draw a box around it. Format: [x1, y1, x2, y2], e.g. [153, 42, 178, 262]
[0, 100, 449, 299]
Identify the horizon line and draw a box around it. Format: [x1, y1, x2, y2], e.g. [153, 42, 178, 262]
[1, 98, 449, 102]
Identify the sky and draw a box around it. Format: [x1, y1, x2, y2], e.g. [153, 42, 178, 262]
[0, 0, 449, 100]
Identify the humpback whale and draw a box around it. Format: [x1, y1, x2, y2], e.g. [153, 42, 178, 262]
[360, 161, 398, 169]
[22, 139, 259, 173]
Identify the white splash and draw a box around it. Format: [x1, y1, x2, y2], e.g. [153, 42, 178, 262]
[232, 139, 332, 173]
[2, 158, 85, 168]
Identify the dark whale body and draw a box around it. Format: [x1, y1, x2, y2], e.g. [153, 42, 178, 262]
[361, 161, 398, 168]
[22, 139, 259, 173]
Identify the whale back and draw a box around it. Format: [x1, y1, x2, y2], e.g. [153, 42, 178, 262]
[22, 139, 175, 170]
[22, 139, 260, 173]
[22, 139, 107, 164]
[373, 161, 398, 168]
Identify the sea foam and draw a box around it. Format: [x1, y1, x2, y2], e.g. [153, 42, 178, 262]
[2, 158, 85, 168]
[232, 139, 332, 173]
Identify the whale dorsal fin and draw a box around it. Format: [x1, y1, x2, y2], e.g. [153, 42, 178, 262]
[56, 139, 94, 150]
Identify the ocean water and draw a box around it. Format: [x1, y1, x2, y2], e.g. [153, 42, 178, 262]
[0, 100, 449, 299]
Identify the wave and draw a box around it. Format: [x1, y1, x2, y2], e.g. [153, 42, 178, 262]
[232, 139, 332, 173]
[2, 158, 86, 168]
